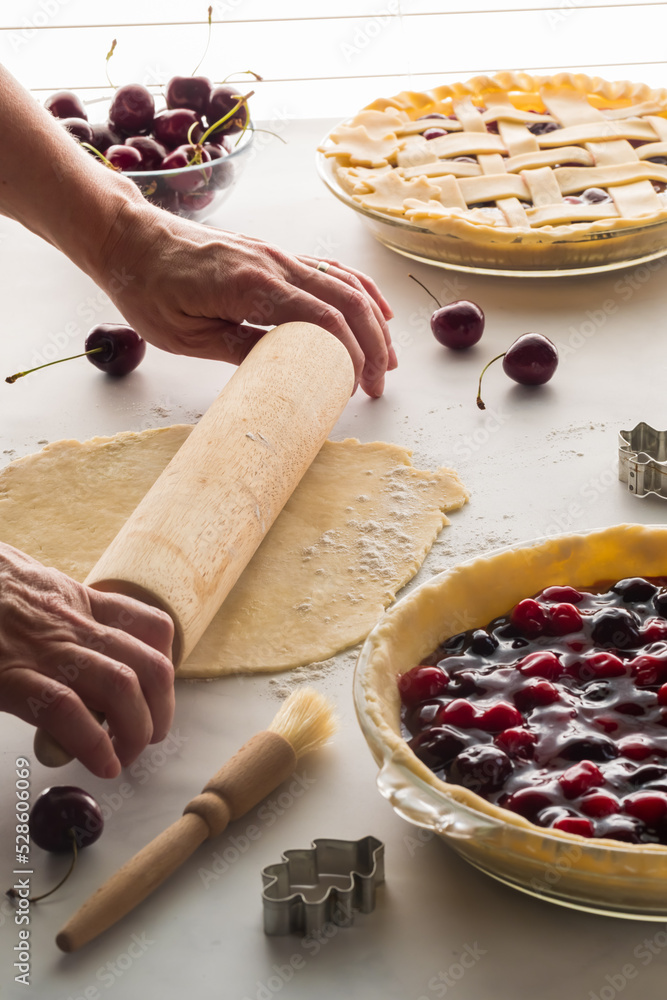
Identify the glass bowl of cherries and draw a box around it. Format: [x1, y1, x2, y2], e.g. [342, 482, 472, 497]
[45, 76, 256, 222]
[355, 523, 667, 920]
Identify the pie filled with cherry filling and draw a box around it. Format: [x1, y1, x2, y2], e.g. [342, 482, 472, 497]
[399, 577, 667, 844]
[321, 72, 667, 249]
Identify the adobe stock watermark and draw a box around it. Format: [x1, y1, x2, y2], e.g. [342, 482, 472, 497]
[417, 942, 487, 999]
[588, 924, 667, 1000]
[453, 406, 508, 461]
[541, 454, 618, 537]
[340, 0, 400, 63]
[63, 932, 154, 1000]
[529, 842, 583, 894]
[9, 0, 73, 52]
[27, 267, 135, 368]
[557, 256, 667, 361]
[197, 772, 316, 888]
[545, 0, 579, 28]
[241, 902, 358, 1000]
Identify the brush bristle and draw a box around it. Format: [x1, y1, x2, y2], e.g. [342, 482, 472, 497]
[268, 687, 338, 759]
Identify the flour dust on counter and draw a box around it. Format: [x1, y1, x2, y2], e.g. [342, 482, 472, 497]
[0, 425, 469, 676]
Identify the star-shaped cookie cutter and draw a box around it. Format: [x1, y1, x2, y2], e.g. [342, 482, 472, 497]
[619, 423, 667, 499]
[261, 836, 384, 936]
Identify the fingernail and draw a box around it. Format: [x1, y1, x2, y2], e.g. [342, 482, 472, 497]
[371, 376, 385, 397]
[104, 759, 121, 779]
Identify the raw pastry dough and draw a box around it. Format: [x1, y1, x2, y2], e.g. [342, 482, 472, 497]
[0, 426, 468, 675]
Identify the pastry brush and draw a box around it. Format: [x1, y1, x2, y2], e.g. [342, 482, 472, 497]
[56, 686, 337, 952]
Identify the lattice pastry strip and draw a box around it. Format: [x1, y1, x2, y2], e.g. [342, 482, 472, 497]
[321, 72, 667, 240]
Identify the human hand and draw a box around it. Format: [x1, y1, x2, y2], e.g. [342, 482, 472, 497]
[0, 543, 174, 778]
[96, 204, 397, 397]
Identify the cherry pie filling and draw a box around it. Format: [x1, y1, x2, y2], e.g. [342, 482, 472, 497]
[399, 577, 667, 844]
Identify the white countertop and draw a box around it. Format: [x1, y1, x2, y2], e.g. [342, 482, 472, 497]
[2, 118, 667, 1000]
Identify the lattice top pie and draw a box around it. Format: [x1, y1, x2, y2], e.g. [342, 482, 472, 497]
[321, 72, 667, 249]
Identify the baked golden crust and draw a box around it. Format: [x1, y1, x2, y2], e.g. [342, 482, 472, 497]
[320, 73, 667, 267]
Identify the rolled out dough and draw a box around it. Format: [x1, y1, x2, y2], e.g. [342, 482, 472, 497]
[0, 427, 468, 675]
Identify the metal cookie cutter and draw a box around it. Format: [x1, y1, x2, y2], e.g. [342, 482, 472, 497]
[261, 835, 384, 936]
[619, 423, 667, 499]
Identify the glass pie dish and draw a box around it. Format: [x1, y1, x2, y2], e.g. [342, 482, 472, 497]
[318, 72, 667, 277]
[354, 523, 667, 919]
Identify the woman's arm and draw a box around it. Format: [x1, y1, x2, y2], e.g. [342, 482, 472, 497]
[0, 64, 395, 396]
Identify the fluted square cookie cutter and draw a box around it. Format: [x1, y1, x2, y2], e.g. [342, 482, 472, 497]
[261, 835, 384, 936]
[619, 423, 667, 499]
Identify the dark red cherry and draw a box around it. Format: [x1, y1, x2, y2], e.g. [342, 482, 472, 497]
[409, 274, 484, 349]
[612, 578, 658, 603]
[503, 787, 553, 820]
[448, 745, 512, 793]
[202, 142, 229, 161]
[553, 816, 594, 837]
[125, 135, 167, 170]
[206, 85, 250, 136]
[162, 145, 212, 192]
[398, 665, 450, 707]
[477, 702, 523, 732]
[423, 128, 447, 140]
[517, 651, 563, 680]
[44, 90, 87, 121]
[624, 791, 667, 826]
[89, 122, 121, 153]
[590, 607, 641, 650]
[60, 118, 93, 144]
[85, 324, 146, 375]
[558, 761, 604, 799]
[29, 786, 103, 852]
[510, 599, 549, 637]
[105, 144, 143, 171]
[438, 699, 478, 728]
[109, 84, 155, 136]
[547, 603, 583, 636]
[514, 679, 560, 712]
[5, 324, 145, 383]
[559, 736, 618, 762]
[153, 109, 203, 150]
[179, 189, 216, 213]
[408, 726, 469, 769]
[541, 586, 584, 604]
[166, 75, 212, 115]
[502, 333, 558, 385]
[431, 301, 485, 350]
[494, 727, 537, 759]
[477, 333, 558, 409]
[580, 792, 620, 818]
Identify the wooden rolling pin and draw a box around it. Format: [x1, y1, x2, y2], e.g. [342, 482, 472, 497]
[34, 322, 354, 766]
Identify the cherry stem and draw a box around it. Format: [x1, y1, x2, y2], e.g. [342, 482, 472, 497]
[408, 273, 441, 308]
[81, 142, 118, 171]
[476, 352, 506, 410]
[238, 126, 287, 146]
[192, 5, 213, 77]
[223, 70, 263, 83]
[200, 91, 254, 145]
[7, 833, 78, 903]
[105, 38, 117, 89]
[5, 347, 104, 384]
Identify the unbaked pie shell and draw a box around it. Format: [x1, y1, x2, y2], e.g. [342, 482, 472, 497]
[355, 524, 667, 917]
[318, 72, 667, 273]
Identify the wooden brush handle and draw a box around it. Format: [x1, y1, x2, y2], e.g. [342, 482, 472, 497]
[56, 731, 296, 952]
[35, 322, 353, 766]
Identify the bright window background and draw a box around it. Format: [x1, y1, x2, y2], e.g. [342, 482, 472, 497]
[0, 1, 662, 120]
